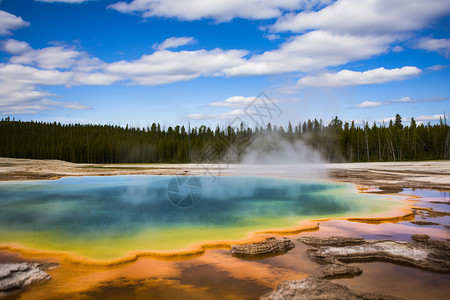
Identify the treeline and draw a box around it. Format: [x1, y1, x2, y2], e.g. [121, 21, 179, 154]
[0, 114, 449, 164]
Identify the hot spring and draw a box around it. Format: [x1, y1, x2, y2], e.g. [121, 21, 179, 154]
[0, 176, 403, 261]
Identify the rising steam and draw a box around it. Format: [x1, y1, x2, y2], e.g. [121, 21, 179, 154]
[233, 133, 328, 178]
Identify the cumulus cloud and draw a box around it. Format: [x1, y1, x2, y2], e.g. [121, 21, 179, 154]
[297, 66, 421, 87]
[106, 0, 450, 81]
[4, 40, 105, 71]
[153, 36, 196, 51]
[0, 10, 29, 35]
[108, 0, 331, 22]
[271, 0, 450, 35]
[267, 0, 450, 79]
[414, 37, 450, 58]
[224, 31, 392, 76]
[1, 39, 31, 54]
[107, 49, 248, 85]
[0, 33, 408, 90]
[354, 101, 383, 108]
[0, 63, 96, 114]
[0, 41, 120, 115]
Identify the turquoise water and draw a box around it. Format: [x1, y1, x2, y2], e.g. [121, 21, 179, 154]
[0, 176, 401, 259]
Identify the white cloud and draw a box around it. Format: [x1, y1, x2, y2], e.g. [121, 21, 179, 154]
[414, 37, 450, 58]
[416, 114, 445, 121]
[0, 10, 29, 35]
[224, 31, 392, 76]
[108, 0, 330, 22]
[271, 0, 450, 35]
[379, 117, 395, 123]
[153, 37, 196, 51]
[209, 96, 257, 108]
[107, 49, 248, 85]
[0, 74, 92, 115]
[1, 39, 31, 54]
[426, 64, 450, 71]
[0, 64, 72, 86]
[70, 72, 121, 86]
[0, 41, 119, 115]
[0, 64, 72, 114]
[355, 101, 383, 108]
[391, 96, 412, 103]
[5, 40, 105, 71]
[297, 66, 421, 87]
[263, 34, 281, 41]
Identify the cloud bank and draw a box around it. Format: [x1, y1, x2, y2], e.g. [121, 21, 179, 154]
[298, 67, 421, 87]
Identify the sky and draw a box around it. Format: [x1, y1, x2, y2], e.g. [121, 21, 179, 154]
[0, 0, 449, 128]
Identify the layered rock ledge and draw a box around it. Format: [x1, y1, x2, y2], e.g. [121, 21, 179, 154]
[298, 236, 365, 247]
[231, 237, 295, 256]
[0, 263, 58, 296]
[260, 277, 403, 300]
[300, 235, 450, 273]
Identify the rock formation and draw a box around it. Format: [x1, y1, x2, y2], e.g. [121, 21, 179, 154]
[298, 236, 365, 247]
[0, 263, 58, 296]
[300, 235, 450, 273]
[231, 237, 295, 256]
[317, 263, 362, 279]
[260, 277, 403, 300]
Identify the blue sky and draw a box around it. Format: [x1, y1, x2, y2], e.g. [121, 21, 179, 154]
[0, 0, 449, 128]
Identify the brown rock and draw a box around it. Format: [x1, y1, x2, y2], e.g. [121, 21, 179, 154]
[298, 236, 365, 247]
[0, 263, 58, 296]
[231, 237, 295, 256]
[260, 277, 403, 300]
[411, 234, 430, 242]
[318, 263, 362, 279]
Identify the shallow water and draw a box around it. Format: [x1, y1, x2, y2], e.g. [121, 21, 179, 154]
[0, 175, 401, 260]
